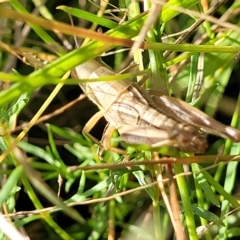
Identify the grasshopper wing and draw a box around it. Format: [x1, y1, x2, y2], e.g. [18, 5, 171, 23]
[152, 95, 240, 142]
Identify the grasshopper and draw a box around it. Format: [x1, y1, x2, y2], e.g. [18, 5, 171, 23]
[72, 57, 240, 154]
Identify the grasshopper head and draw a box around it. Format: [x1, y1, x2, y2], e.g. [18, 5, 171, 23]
[175, 128, 208, 153]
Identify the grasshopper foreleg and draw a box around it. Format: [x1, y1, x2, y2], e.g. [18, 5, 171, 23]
[99, 123, 127, 156]
[82, 111, 104, 147]
[83, 111, 127, 159]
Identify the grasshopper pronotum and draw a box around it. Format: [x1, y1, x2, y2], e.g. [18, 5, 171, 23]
[72, 57, 240, 154]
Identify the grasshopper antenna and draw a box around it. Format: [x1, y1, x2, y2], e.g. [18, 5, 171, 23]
[68, 14, 81, 79]
[68, 14, 80, 48]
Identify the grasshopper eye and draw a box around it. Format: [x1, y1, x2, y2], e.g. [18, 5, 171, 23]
[129, 91, 134, 97]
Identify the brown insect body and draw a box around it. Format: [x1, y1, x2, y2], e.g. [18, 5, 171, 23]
[74, 59, 214, 153]
[73, 58, 240, 153]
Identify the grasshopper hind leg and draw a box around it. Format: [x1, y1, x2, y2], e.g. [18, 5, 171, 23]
[100, 123, 127, 157]
[118, 125, 208, 154]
